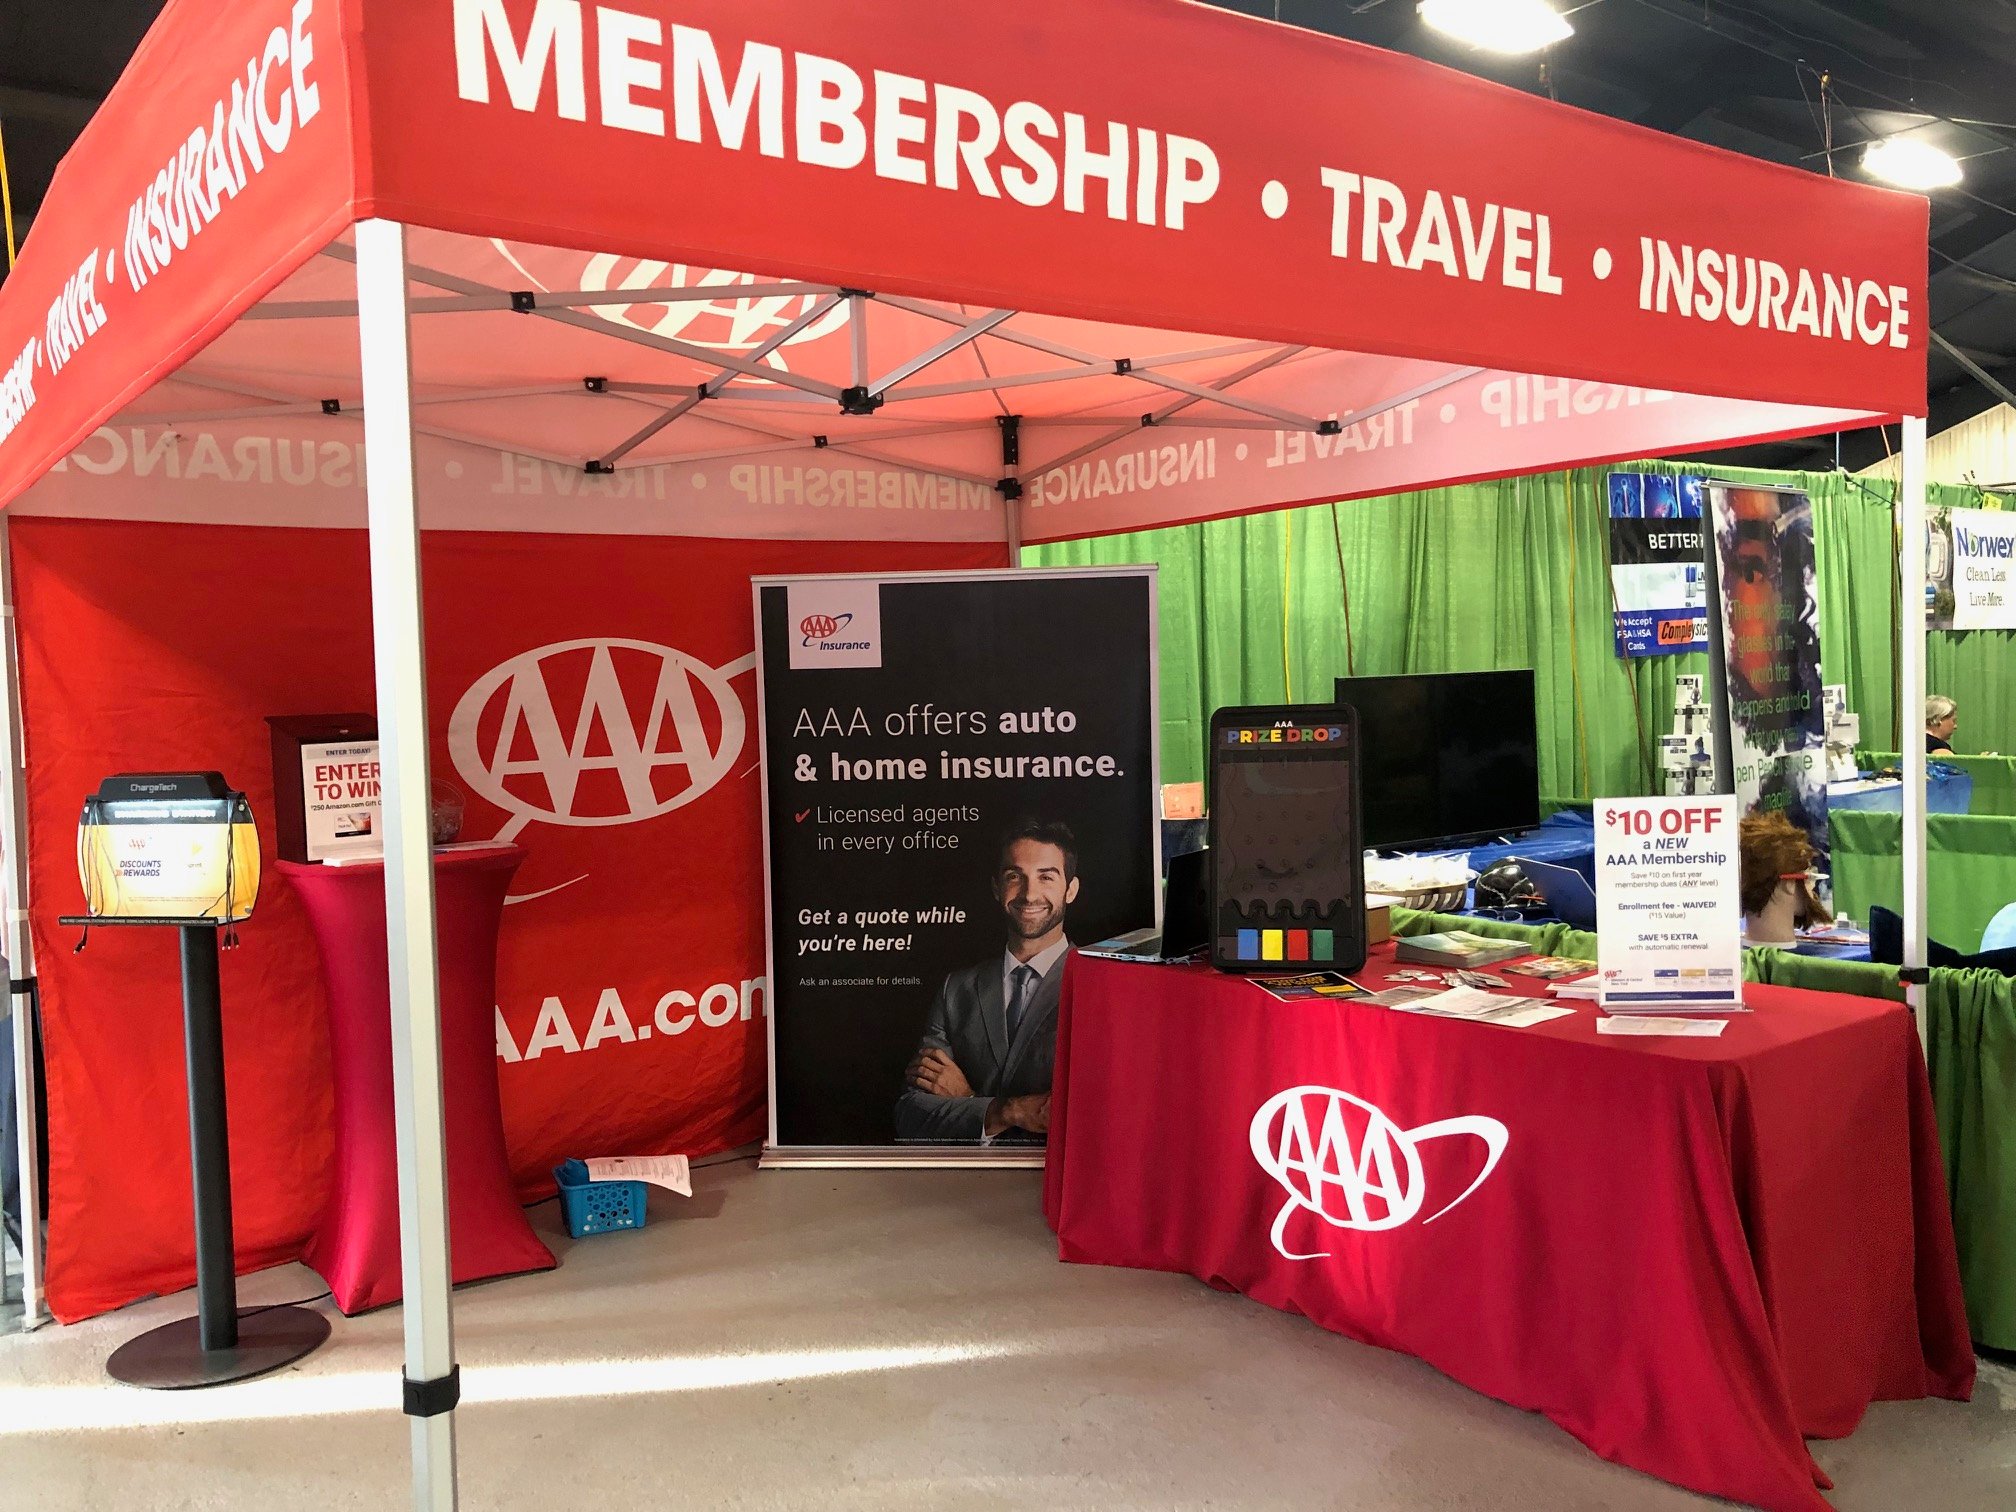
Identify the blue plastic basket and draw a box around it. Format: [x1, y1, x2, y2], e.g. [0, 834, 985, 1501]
[552, 1159, 648, 1238]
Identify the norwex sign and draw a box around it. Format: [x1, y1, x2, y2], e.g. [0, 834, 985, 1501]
[1927, 506, 2016, 631]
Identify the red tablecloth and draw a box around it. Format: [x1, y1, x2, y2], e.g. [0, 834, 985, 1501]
[1043, 945, 1974, 1512]
[282, 848, 555, 1313]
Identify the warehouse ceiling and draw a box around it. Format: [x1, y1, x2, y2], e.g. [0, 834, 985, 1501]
[2, 0, 2012, 472]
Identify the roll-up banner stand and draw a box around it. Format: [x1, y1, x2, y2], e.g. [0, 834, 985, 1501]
[754, 568, 1159, 1166]
[1702, 482, 1829, 864]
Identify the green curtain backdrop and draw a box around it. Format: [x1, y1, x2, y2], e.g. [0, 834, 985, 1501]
[1830, 810, 2016, 954]
[1029, 462, 2011, 796]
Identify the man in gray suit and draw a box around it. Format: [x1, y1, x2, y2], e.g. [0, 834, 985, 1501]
[895, 820, 1078, 1143]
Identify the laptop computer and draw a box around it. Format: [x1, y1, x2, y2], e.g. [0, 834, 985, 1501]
[1083, 848, 1210, 963]
[1520, 856, 1598, 932]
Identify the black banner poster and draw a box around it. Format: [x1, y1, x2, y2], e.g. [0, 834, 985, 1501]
[755, 568, 1159, 1155]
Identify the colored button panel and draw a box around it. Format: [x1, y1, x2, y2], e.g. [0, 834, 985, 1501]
[1286, 930, 1309, 959]
[1311, 930, 1334, 961]
[1261, 930, 1284, 962]
[1236, 929, 1259, 959]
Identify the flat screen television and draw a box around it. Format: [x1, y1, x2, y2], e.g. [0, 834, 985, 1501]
[1333, 670, 1540, 849]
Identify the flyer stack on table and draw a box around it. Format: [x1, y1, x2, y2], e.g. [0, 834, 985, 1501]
[1043, 943, 1974, 1512]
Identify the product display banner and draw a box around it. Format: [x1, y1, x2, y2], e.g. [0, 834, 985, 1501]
[1594, 797, 1742, 1010]
[757, 568, 1159, 1153]
[1926, 505, 2016, 631]
[1608, 471, 1708, 656]
[1705, 483, 1828, 861]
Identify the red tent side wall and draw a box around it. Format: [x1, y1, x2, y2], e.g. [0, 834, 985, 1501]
[17, 517, 1002, 1322]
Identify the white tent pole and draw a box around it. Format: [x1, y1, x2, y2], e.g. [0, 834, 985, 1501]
[354, 217, 459, 1512]
[0, 517, 47, 1326]
[1900, 415, 1929, 1044]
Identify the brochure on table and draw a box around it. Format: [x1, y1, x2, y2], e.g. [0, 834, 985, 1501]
[1595, 797, 1743, 1012]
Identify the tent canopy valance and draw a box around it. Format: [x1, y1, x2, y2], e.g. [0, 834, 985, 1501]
[0, 0, 1929, 541]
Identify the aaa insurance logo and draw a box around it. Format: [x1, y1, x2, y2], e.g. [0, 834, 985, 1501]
[798, 612, 864, 648]
[1249, 1087, 1509, 1259]
[448, 639, 755, 897]
[785, 581, 883, 669]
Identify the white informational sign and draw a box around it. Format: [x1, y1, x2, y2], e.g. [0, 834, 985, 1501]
[1926, 506, 2016, 631]
[1594, 797, 1742, 1012]
[301, 740, 382, 861]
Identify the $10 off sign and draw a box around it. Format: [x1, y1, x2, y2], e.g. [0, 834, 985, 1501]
[1594, 796, 1742, 1010]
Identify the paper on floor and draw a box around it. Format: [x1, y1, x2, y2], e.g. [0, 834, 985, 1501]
[585, 1154, 693, 1194]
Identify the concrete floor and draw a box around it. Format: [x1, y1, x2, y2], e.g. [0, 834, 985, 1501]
[0, 1162, 2009, 1511]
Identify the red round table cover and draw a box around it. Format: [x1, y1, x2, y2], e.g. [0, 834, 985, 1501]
[1043, 945, 1974, 1512]
[281, 848, 555, 1313]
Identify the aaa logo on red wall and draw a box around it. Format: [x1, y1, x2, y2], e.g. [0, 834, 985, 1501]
[447, 638, 754, 839]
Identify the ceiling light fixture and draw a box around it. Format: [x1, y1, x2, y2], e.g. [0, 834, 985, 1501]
[1419, 0, 1574, 56]
[1861, 136, 1963, 192]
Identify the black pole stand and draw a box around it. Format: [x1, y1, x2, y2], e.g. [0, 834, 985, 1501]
[63, 917, 330, 1389]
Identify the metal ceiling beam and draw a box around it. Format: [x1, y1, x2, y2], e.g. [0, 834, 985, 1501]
[881, 368, 1116, 404]
[317, 242, 847, 400]
[0, 83, 100, 131]
[118, 383, 599, 427]
[1932, 330, 2016, 411]
[866, 308, 1014, 394]
[589, 293, 843, 467]
[239, 281, 836, 321]
[1025, 415, 1308, 432]
[106, 372, 588, 473]
[1024, 345, 1304, 478]
[878, 341, 1285, 404]
[1121, 365, 1330, 431]
[871, 293, 1108, 368]
[707, 407, 999, 489]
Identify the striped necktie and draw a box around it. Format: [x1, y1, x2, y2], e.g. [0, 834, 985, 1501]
[1006, 963, 1038, 1043]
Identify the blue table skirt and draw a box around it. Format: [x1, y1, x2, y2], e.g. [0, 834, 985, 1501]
[1462, 811, 1597, 883]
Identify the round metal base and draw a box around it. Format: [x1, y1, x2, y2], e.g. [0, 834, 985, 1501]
[106, 1306, 331, 1390]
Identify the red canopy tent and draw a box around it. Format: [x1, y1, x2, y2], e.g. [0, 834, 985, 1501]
[0, 2, 1938, 1506]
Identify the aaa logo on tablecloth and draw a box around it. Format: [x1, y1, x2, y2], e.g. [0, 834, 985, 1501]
[1250, 1086, 1509, 1258]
